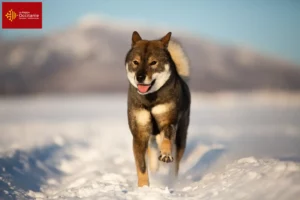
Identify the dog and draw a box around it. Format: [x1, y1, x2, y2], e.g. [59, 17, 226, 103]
[125, 31, 191, 187]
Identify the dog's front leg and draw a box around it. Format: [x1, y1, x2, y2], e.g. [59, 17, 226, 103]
[133, 135, 149, 187]
[158, 124, 176, 163]
[129, 108, 152, 187]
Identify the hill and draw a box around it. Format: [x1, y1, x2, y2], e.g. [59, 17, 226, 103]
[1, 18, 300, 95]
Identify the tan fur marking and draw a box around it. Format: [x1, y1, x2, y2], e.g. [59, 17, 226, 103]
[161, 138, 173, 154]
[133, 151, 149, 187]
[156, 134, 163, 149]
[148, 56, 155, 63]
[148, 56, 158, 68]
[134, 109, 151, 126]
[144, 76, 153, 85]
[136, 168, 149, 187]
[132, 55, 141, 63]
[151, 102, 175, 116]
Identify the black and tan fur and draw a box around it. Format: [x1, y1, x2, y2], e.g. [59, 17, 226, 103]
[125, 31, 191, 187]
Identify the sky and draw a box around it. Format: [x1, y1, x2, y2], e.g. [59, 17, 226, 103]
[1, 0, 300, 64]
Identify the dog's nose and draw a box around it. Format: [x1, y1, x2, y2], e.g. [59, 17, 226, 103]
[136, 74, 146, 83]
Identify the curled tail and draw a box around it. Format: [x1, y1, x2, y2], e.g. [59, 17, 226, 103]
[168, 40, 190, 83]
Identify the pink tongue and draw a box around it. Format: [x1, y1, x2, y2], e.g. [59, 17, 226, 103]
[137, 85, 151, 93]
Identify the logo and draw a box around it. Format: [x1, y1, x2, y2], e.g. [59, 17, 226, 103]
[2, 2, 42, 29]
[5, 9, 17, 22]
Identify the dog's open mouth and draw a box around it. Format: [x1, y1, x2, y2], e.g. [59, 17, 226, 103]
[137, 80, 155, 94]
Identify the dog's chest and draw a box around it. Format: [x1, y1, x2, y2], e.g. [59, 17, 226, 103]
[150, 102, 176, 126]
[151, 102, 174, 116]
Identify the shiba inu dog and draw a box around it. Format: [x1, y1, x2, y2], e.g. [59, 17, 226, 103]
[125, 31, 191, 187]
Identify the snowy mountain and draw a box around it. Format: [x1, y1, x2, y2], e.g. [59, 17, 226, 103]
[1, 18, 300, 95]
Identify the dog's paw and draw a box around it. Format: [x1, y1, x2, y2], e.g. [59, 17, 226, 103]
[158, 153, 174, 163]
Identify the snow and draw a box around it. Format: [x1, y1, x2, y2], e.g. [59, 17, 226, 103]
[0, 93, 300, 200]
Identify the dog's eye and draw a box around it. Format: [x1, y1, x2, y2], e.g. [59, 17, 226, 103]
[150, 61, 157, 65]
[133, 60, 139, 65]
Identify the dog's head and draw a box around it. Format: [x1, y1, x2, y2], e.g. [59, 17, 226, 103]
[125, 31, 173, 95]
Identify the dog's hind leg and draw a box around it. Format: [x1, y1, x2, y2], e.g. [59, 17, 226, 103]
[174, 116, 189, 176]
[147, 135, 159, 172]
[175, 142, 186, 176]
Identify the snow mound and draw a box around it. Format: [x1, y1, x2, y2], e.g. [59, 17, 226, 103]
[0, 94, 300, 200]
[25, 157, 300, 200]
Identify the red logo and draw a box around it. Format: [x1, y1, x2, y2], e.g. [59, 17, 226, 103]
[2, 2, 42, 29]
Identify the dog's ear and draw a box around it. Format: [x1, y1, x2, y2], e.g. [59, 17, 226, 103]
[160, 32, 172, 47]
[132, 31, 142, 46]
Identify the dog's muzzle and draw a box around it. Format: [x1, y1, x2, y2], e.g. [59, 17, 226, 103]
[137, 80, 155, 94]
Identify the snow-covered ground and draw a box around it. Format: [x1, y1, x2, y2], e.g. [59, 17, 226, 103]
[0, 92, 300, 200]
